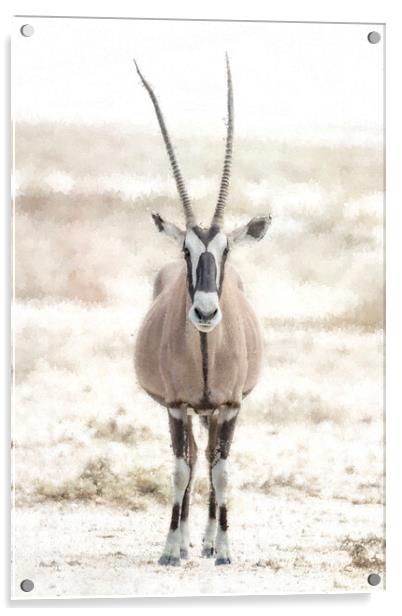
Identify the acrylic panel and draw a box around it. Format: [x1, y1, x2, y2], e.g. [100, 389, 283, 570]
[12, 16, 385, 599]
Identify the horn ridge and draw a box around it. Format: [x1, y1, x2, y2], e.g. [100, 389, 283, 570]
[212, 53, 234, 227]
[133, 60, 196, 227]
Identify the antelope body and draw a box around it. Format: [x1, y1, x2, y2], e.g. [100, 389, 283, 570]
[134, 57, 271, 566]
[135, 261, 262, 411]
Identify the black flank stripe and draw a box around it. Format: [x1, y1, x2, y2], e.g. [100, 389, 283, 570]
[200, 332, 209, 397]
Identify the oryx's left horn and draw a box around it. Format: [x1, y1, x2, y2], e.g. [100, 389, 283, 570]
[211, 54, 234, 227]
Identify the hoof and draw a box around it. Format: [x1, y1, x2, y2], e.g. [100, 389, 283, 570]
[180, 547, 189, 559]
[158, 554, 180, 566]
[215, 557, 231, 566]
[201, 545, 215, 558]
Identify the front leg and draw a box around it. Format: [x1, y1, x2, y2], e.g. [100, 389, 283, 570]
[202, 414, 218, 558]
[158, 408, 190, 566]
[211, 407, 239, 566]
[179, 416, 197, 559]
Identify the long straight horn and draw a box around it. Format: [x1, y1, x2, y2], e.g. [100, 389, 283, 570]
[211, 54, 234, 228]
[133, 60, 196, 228]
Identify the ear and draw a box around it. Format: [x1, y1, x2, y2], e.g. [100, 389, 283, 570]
[228, 215, 272, 246]
[151, 212, 185, 244]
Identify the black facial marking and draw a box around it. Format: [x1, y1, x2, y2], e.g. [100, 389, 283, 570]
[183, 245, 194, 300]
[196, 252, 217, 293]
[152, 212, 164, 232]
[218, 247, 229, 297]
[184, 225, 230, 301]
[193, 224, 220, 246]
[246, 216, 269, 240]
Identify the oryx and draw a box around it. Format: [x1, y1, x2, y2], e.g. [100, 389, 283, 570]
[134, 56, 271, 566]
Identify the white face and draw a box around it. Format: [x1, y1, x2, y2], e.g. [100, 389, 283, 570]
[151, 211, 272, 333]
[184, 227, 229, 333]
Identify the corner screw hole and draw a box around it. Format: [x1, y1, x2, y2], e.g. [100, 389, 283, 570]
[20, 24, 34, 37]
[367, 31, 381, 44]
[20, 579, 34, 592]
[368, 573, 381, 586]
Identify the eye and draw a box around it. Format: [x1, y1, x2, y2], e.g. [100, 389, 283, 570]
[223, 245, 229, 256]
[183, 247, 190, 258]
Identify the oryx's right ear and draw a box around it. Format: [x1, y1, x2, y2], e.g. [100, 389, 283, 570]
[151, 212, 185, 244]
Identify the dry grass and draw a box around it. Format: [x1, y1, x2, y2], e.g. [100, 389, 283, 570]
[36, 456, 170, 510]
[340, 535, 385, 571]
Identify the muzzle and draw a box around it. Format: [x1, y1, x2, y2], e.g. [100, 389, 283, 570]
[188, 252, 222, 332]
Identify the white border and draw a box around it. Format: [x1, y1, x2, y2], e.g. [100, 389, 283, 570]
[2, 0, 401, 613]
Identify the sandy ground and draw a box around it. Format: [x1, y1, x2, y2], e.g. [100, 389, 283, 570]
[13, 494, 384, 599]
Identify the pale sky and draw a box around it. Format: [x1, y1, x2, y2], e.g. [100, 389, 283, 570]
[13, 17, 384, 141]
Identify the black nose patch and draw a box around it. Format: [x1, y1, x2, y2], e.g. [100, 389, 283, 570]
[196, 252, 217, 292]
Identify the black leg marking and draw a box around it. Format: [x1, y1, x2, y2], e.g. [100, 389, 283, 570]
[219, 504, 228, 532]
[170, 503, 180, 531]
[168, 412, 187, 458]
[216, 415, 237, 460]
[159, 409, 192, 567]
[208, 485, 217, 521]
[211, 410, 239, 566]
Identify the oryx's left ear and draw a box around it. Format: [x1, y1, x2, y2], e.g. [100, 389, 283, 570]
[228, 215, 272, 246]
[151, 211, 185, 244]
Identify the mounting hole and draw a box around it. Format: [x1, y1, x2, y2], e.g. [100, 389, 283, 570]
[367, 573, 381, 586]
[20, 24, 34, 37]
[20, 578, 34, 592]
[367, 31, 381, 44]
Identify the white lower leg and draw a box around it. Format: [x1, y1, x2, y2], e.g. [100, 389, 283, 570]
[204, 517, 217, 546]
[179, 518, 190, 556]
[159, 457, 190, 565]
[202, 516, 217, 557]
[215, 526, 230, 561]
[160, 528, 181, 562]
[211, 458, 231, 563]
